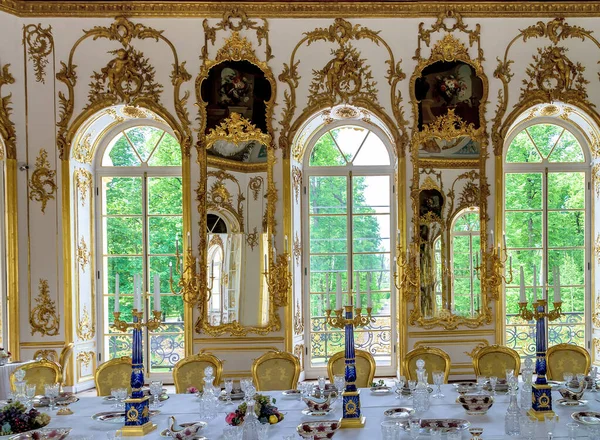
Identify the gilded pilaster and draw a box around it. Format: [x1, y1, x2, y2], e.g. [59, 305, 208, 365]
[6, 158, 19, 359]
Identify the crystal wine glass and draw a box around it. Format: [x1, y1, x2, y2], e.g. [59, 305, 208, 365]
[224, 378, 234, 405]
[476, 376, 487, 395]
[505, 368, 515, 383]
[44, 383, 59, 411]
[576, 373, 586, 389]
[150, 380, 163, 408]
[408, 418, 421, 440]
[25, 384, 36, 411]
[333, 374, 345, 395]
[489, 376, 498, 396]
[395, 375, 406, 400]
[116, 387, 127, 409]
[563, 371, 573, 388]
[317, 376, 326, 397]
[544, 413, 558, 440]
[407, 380, 417, 396]
[520, 415, 536, 440]
[432, 371, 444, 398]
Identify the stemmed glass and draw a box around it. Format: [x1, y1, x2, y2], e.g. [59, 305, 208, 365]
[25, 384, 36, 410]
[489, 376, 498, 396]
[407, 380, 417, 397]
[408, 418, 421, 440]
[476, 376, 487, 395]
[44, 383, 60, 411]
[576, 373, 586, 389]
[544, 413, 558, 440]
[520, 415, 536, 440]
[240, 378, 252, 400]
[150, 380, 163, 408]
[505, 369, 515, 383]
[116, 387, 127, 409]
[432, 371, 444, 398]
[224, 378, 234, 405]
[563, 371, 573, 388]
[394, 376, 406, 400]
[591, 366, 599, 393]
[333, 374, 345, 395]
[317, 376, 326, 398]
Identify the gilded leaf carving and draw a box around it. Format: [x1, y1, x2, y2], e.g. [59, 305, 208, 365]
[0, 64, 16, 160]
[74, 168, 92, 206]
[30, 279, 60, 337]
[77, 305, 95, 341]
[29, 149, 57, 214]
[77, 236, 90, 273]
[292, 166, 302, 204]
[23, 24, 54, 84]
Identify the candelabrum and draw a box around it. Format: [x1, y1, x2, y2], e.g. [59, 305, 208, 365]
[324, 303, 375, 428]
[476, 242, 513, 300]
[112, 309, 162, 436]
[394, 242, 419, 302]
[168, 241, 214, 305]
[517, 294, 563, 421]
[262, 253, 292, 308]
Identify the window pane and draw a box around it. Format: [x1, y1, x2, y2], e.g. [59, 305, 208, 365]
[330, 125, 368, 162]
[148, 133, 182, 166]
[309, 216, 347, 254]
[506, 249, 542, 286]
[353, 254, 391, 292]
[506, 131, 541, 163]
[526, 124, 563, 158]
[505, 173, 542, 210]
[548, 249, 585, 286]
[309, 257, 347, 291]
[148, 177, 183, 215]
[353, 176, 390, 214]
[105, 256, 143, 293]
[149, 217, 183, 254]
[309, 176, 347, 214]
[549, 130, 585, 163]
[103, 133, 141, 167]
[104, 177, 142, 215]
[548, 212, 584, 247]
[309, 132, 346, 166]
[547, 172, 585, 210]
[353, 132, 390, 166]
[125, 126, 163, 162]
[352, 215, 390, 253]
[453, 210, 480, 231]
[505, 211, 542, 248]
[106, 217, 143, 254]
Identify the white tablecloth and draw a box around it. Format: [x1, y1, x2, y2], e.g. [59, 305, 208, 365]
[36, 384, 600, 439]
[0, 361, 32, 400]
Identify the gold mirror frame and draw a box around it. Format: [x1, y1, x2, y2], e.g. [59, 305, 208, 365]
[407, 33, 492, 330]
[195, 31, 283, 336]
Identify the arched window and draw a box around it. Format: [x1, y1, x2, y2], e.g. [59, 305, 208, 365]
[504, 121, 589, 357]
[451, 208, 480, 316]
[97, 124, 184, 380]
[303, 123, 396, 375]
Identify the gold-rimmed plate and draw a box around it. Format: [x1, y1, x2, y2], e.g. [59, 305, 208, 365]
[92, 410, 160, 424]
[301, 408, 334, 417]
[572, 411, 600, 425]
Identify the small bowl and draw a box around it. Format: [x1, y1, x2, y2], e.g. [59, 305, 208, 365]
[559, 387, 585, 401]
[12, 428, 71, 440]
[457, 393, 494, 415]
[296, 420, 340, 439]
[302, 395, 333, 412]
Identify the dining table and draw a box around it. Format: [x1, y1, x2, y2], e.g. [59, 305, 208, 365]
[27, 383, 600, 439]
[0, 360, 32, 400]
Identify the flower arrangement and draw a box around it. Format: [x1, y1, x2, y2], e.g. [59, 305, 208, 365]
[0, 348, 10, 359]
[186, 386, 199, 394]
[0, 402, 50, 436]
[436, 74, 467, 102]
[225, 394, 284, 426]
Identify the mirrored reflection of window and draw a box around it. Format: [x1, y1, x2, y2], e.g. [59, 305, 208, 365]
[304, 124, 395, 376]
[451, 208, 481, 317]
[98, 125, 184, 380]
[504, 122, 588, 358]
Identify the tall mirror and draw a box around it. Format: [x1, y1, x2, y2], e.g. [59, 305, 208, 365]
[196, 31, 282, 336]
[406, 33, 493, 329]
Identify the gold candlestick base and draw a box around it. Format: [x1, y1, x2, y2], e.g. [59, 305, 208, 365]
[340, 416, 366, 428]
[118, 422, 157, 437]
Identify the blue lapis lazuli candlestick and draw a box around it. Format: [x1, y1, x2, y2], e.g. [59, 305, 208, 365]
[528, 301, 555, 421]
[341, 305, 366, 428]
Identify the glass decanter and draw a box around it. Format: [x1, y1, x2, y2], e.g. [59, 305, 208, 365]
[520, 357, 534, 408]
[242, 384, 261, 440]
[504, 376, 521, 436]
[198, 366, 219, 422]
[413, 358, 430, 412]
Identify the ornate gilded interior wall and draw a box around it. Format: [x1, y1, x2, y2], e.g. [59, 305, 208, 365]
[0, 4, 600, 384]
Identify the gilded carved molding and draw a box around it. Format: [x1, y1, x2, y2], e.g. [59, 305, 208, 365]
[30, 279, 60, 336]
[293, 233, 301, 266]
[246, 227, 259, 250]
[23, 24, 54, 84]
[28, 149, 57, 214]
[292, 166, 302, 204]
[596, 234, 600, 265]
[56, 16, 192, 160]
[74, 168, 92, 206]
[76, 305, 95, 341]
[293, 343, 304, 370]
[76, 236, 90, 272]
[279, 17, 407, 159]
[33, 349, 58, 361]
[464, 342, 488, 359]
[0, 64, 16, 160]
[593, 296, 600, 328]
[206, 169, 245, 232]
[492, 18, 599, 157]
[4, 2, 600, 19]
[293, 299, 304, 335]
[248, 176, 263, 201]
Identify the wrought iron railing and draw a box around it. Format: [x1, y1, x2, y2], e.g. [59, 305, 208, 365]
[505, 311, 585, 358]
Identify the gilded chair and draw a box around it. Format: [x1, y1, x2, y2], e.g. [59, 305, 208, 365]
[546, 343, 591, 381]
[58, 342, 74, 389]
[95, 356, 132, 396]
[252, 351, 301, 391]
[10, 359, 62, 396]
[327, 349, 376, 388]
[472, 345, 520, 378]
[404, 346, 451, 384]
[173, 352, 224, 393]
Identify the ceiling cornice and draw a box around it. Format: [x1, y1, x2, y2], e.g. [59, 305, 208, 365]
[1, 1, 600, 19]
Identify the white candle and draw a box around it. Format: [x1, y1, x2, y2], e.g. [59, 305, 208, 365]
[503, 233, 507, 250]
[554, 266, 561, 303]
[336, 273, 342, 310]
[284, 235, 288, 253]
[367, 273, 372, 308]
[325, 273, 331, 310]
[154, 274, 161, 312]
[264, 254, 268, 271]
[475, 251, 479, 268]
[196, 258, 200, 273]
[175, 236, 179, 254]
[519, 266, 526, 303]
[532, 265, 537, 303]
[114, 273, 120, 312]
[211, 261, 215, 278]
[169, 261, 173, 279]
[187, 231, 191, 248]
[137, 274, 143, 311]
[355, 272, 361, 308]
[133, 274, 138, 310]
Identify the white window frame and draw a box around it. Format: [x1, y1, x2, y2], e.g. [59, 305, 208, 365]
[95, 120, 183, 381]
[503, 117, 591, 352]
[302, 120, 397, 378]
